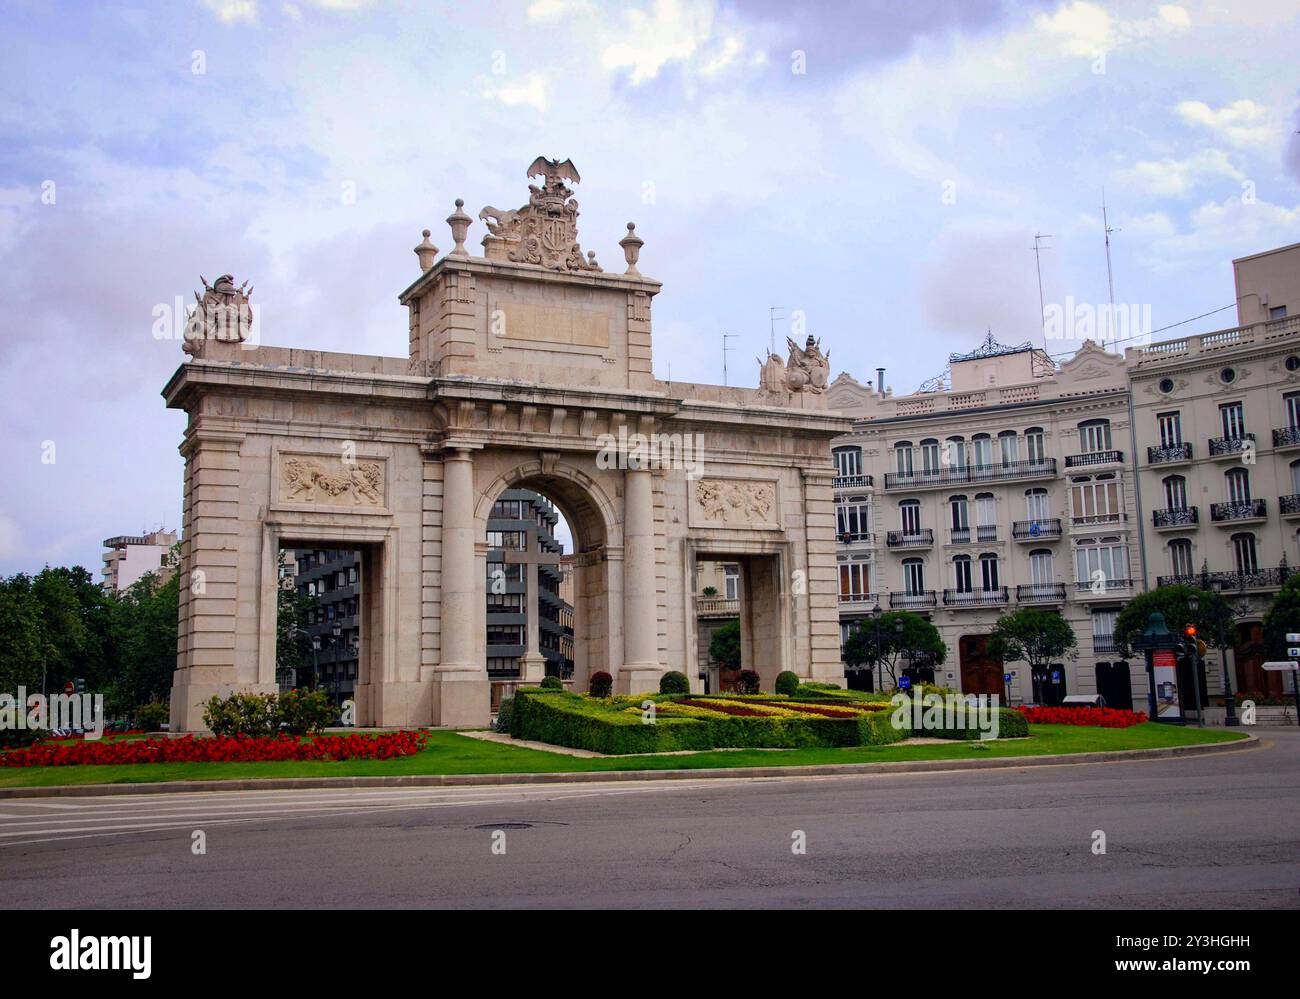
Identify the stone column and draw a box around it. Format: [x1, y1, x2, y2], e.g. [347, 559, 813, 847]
[619, 466, 660, 692]
[433, 446, 489, 727]
[519, 559, 546, 682]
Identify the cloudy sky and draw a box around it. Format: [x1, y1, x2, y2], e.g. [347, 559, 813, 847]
[2, 0, 1298, 576]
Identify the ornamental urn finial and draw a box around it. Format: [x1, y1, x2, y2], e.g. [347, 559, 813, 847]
[446, 199, 472, 256]
[414, 229, 439, 272]
[619, 222, 643, 275]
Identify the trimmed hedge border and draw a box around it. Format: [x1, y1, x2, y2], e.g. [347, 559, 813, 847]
[509, 687, 1020, 755]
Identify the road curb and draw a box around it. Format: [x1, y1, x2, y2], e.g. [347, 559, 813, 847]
[0, 732, 1258, 798]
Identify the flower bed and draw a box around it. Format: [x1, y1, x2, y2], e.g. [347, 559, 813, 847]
[0, 730, 429, 767]
[1017, 706, 1147, 728]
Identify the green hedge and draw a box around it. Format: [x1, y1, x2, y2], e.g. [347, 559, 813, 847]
[510, 688, 910, 755]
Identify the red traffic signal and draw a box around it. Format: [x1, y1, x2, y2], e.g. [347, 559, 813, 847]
[1183, 624, 1197, 638]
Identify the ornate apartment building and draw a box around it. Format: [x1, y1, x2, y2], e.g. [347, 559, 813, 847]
[827, 241, 1300, 710]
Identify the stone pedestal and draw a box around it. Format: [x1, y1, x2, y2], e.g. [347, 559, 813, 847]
[618, 467, 662, 694]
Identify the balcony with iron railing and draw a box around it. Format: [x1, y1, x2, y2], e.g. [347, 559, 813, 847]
[1152, 506, 1198, 529]
[1093, 635, 1122, 654]
[1147, 442, 1193, 465]
[1207, 433, 1255, 458]
[836, 530, 876, 547]
[1064, 449, 1124, 469]
[1074, 577, 1133, 594]
[838, 592, 880, 608]
[884, 458, 1057, 491]
[1156, 566, 1289, 590]
[1016, 583, 1066, 603]
[833, 474, 874, 491]
[948, 523, 1000, 543]
[1281, 494, 1300, 518]
[942, 587, 1009, 608]
[890, 590, 937, 609]
[886, 529, 934, 549]
[1012, 518, 1062, 541]
[949, 527, 971, 544]
[1209, 498, 1266, 523]
[1273, 426, 1300, 450]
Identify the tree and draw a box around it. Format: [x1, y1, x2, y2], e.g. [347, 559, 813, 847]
[709, 619, 742, 670]
[276, 553, 318, 686]
[988, 607, 1077, 674]
[1113, 584, 1227, 656]
[1262, 569, 1300, 659]
[108, 570, 180, 713]
[842, 611, 945, 689]
[31, 565, 112, 694]
[0, 573, 46, 692]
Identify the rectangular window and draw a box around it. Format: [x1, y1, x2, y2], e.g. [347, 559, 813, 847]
[900, 504, 922, 534]
[1026, 430, 1046, 463]
[838, 562, 871, 598]
[980, 557, 1000, 591]
[1070, 477, 1122, 522]
[920, 441, 941, 475]
[1000, 434, 1019, 465]
[1029, 550, 1054, 586]
[1271, 305, 1288, 320]
[974, 494, 996, 527]
[836, 501, 871, 538]
[834, 449, 862, 478]
[1092, 609, 1118, 640]
[1169, 542, 1194, 578]
[724, 566, 740, 600]
[1026, 490, 1050, 521]
[896, 447, 915, 476]
[1079, 422, 1112, 453]
[1163, 477, 1187, 509]
[972, 438, 993, 467]
[903, 561, 925, 595]
[953, 559, 973, 593]
[1233, 534, 1258, 574]
[1286, 392, 1300, 431]
[1157, 412, 1182, 448]
[950, 498, 969, 531]
[1074, 543, 1128, 584]
[1226, 470, 1252, 504]
[1220, 402, 1245, 439]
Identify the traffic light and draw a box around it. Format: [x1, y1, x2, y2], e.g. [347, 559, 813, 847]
[74, 677, 85, 694]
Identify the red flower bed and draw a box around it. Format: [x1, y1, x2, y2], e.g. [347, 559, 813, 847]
[1016, 706, 1147, 728]
[677, 699, 772, 717]
[0, 730, 430, 767]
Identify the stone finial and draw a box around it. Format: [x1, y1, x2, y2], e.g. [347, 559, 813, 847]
[415, 229, 439, 272]
[446, 199, 472, 256]
[619, 222, 644, 275]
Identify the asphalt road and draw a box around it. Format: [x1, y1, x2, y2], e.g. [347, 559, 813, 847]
[1, 732, 1297, 908]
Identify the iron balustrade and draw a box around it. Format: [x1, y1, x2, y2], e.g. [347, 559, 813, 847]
[886, 529, 934, 548]
[1152, 506, 1198, 528]
[1147, 442, 1193, 464]
[942, 587, 1009, 607]
[889, 591, 937, 609]
[1093, 636, 1122, 654]
[1209, 498, 1266, 522]
[1208, 433, 1255, 457]
[949, 527, 971, 544]
[1074, 578, 1132, 592]
[884, 458, 1056, 490]
[1273, 427, 1300, 448]
[1064, 449, 1124, 468]
[1281, 494, 1300, 515]
[833, 474, 874, 488]
[1156, 566, 1287, 589]
[1012, 518, 1062, 540]
[975, 524, 998, 542]
[1015, 583, 1066, 602]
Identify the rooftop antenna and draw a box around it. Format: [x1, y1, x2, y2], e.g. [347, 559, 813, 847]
[1032, 232, 1053, 346]
[768, 306, 784, 357]
[722, 332, 737, 386]
[1102, 190, 1120, 345]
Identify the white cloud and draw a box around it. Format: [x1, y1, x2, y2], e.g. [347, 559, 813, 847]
[1176, 98, 1279, 149]
[479, 72, 549, 113]
[203, 0, 258, 24]
[1117, 148, 1244, 197]
[601, 0, 716, 85]
[1124, 195, 1300, 272]
[527, 0, 595, 23]
[1036, 1, 1189, 58]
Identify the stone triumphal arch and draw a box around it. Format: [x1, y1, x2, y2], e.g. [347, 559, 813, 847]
[165, 159, 852, 731]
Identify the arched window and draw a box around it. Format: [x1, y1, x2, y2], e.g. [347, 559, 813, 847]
[1025, 427, 1046, 463]
[979, 552, 1000, 590]
[971, 433, 993, 468]
[998, 429, 1019, 465]
[949, 494, 969, 535]
[974, 492, 996, 540]
[1025, 487, 1050, 521]
[1289, 458, 1300, 497]
[1162, 474, 1188, 510]
[899, 499, 921, 534]
[920, 438, 941, 475]
[1079, 418, 1112, 453]
[894, 441, 914, 476]
[1029, 548, 1054, 586]
[1231, 532, 1258, 575]
[946, 436, 966, 469]
[832, 446, 863, 480]
[902, 557, 925, 595]
[952, 554, 972, 592]
[1225, 467, 1251, 505]
[1168, 538, 1194, 578]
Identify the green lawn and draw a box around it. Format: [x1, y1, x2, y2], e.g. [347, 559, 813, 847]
[0, 723, 1248, 789]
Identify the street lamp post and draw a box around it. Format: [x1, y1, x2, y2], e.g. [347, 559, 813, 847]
[1194, 572, 1240, 727]
[871, 602, 883, 693]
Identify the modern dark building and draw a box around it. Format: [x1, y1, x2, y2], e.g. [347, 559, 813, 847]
[486, 489, 575, 689]
[288, 548, 361, 705]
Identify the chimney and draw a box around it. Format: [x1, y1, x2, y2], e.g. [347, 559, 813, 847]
[876, 367, 885, 393]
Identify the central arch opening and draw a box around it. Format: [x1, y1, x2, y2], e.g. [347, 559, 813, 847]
[480, 470, 612, 710]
